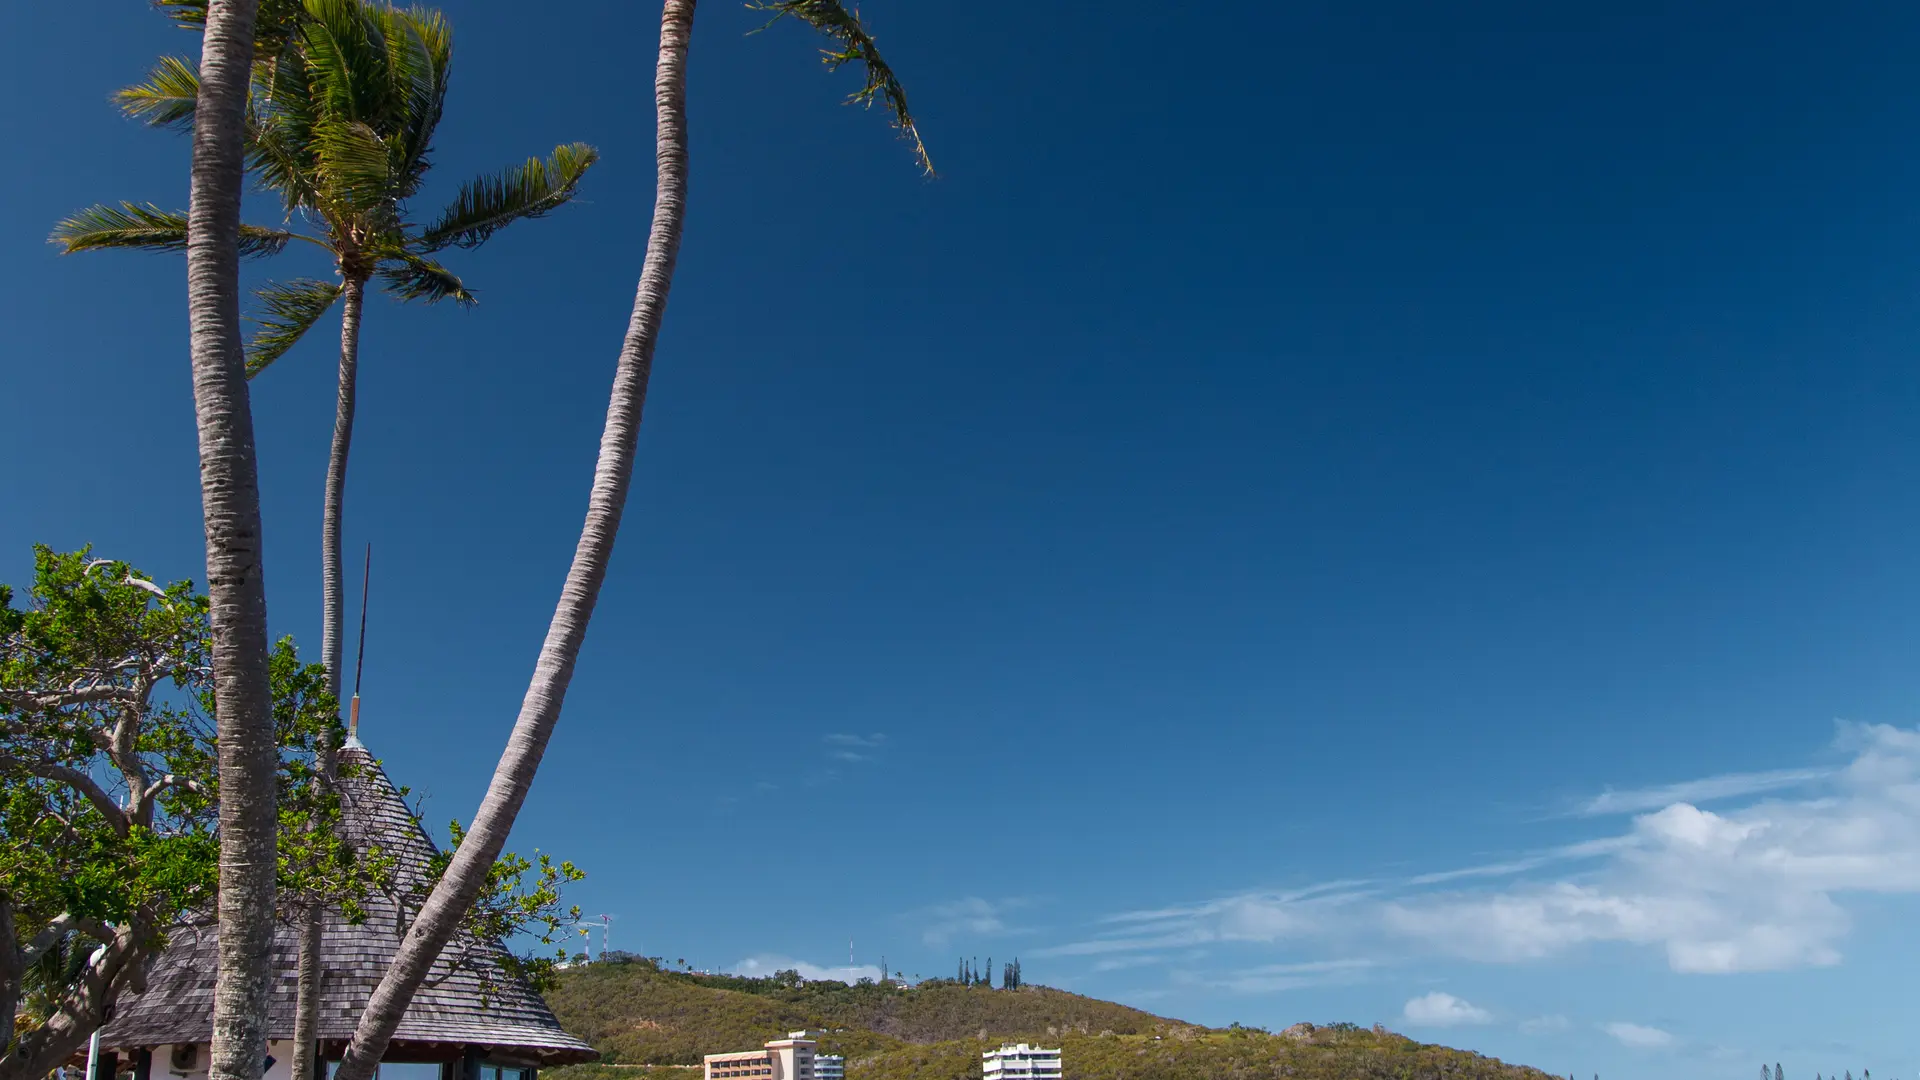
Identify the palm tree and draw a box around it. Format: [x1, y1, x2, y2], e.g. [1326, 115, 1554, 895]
[178, 3, 279, 1080]
[55, 0, 597, 729]
[329, 3, 927, 1077]
[55, 8, 596, 1076]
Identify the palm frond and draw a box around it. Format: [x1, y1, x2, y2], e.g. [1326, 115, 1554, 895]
[376, 5, 452, 196]
[156, 0, 308, 60]
[115, 56, 200, 131]
[418, 143, 600, 252]
[375, 250, 473, 306]
[300, 0, 393, 127]
[250, 44, 323, 212]
[748, 0, 933, 175]
[49, 203, 294, 258]
[245, 278, 344, 376]
[313, 119, 397, 221]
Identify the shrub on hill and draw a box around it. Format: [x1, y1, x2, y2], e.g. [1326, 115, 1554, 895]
[541, 959, 1560, 1080]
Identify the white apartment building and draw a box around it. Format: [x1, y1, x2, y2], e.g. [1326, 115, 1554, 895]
[982, 1044, 1061, 1080]
[705, 1033, 818, 1080]
[812, 1055, 845, 1080]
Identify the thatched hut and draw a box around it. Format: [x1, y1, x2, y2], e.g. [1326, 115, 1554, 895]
[93, 738, 597, 1080]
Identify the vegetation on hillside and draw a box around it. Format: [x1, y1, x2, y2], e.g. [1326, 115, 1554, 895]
[544, 955, 1163, 1065]
[855, 1025, 1562, 1080]
[542, 957, 1561, 1080]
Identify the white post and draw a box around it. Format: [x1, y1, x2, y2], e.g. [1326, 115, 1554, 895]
[85, 1031, 102, 1080]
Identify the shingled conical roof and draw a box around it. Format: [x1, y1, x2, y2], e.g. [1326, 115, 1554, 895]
[99, 740, 598, 1066]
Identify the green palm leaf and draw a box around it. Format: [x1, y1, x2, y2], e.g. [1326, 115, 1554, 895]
[116, 56, 201, 131]
[245, 278, 345, 376]
[313, 119, 397, 221]
[377, 6, 452, 195]
[49, 203, 296, 258]
[418, 143, 600, 252]
[749, 0, 933, 175]
[250, 46, 323, 212]
[375, 250, 473, 306]
[300, 0, 393, 127]
[156, 0, 308, 60]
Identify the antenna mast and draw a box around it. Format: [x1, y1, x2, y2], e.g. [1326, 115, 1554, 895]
[349, 543, 371, 738]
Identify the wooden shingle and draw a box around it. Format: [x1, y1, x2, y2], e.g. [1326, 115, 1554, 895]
[99, 741, 599, 1066]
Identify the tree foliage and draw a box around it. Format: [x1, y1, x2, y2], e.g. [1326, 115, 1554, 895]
[0, 548, 581, 1076]
[541, 962, 1564, 1080]
[406, 819, 584, 999]
[0, 547, 362, 1080]
[51, 0, 599, 374]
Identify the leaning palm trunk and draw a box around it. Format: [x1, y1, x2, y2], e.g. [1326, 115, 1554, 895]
[187, 4, 278, 1080]
[321, 278, 366, 709]
[289, 273, 365, 1080]
[330, 4, 694, 1075]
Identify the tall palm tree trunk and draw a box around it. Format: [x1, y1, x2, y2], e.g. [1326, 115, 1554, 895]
[290, 273, 365, 1080]
[321, 277, 365, 708]
[331, 3, 694, 1076]
[187, 4, 278, 1080]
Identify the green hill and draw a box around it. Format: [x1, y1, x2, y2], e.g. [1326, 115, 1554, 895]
[543, 957, 1561, 1080]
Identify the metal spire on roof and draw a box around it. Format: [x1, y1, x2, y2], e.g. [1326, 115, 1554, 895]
[346, 543, 371, 746]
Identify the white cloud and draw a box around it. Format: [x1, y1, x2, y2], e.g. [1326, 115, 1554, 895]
[1603, 1022, 1674, 1049]
[1402, 992, 1493, 1027]
[733, 955, 883, 984]
[1090, 955, 1166, 973]
[1579, 768, 1831, 816]
[1200, 959, 1375, 994]
[914, 897, 1028, 946]
[1519, 1015, 1570, 1034]
[823, 733, 887, 763]
[1044, 723, 1920, 976]
[825, 733, 886, 747]
[1043, 885, 1373, 957]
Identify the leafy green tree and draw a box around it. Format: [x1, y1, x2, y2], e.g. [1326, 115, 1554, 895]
[0, 548, 585, 1080]
[0, 548, 358, 1080]
[405, 819, 584, 999]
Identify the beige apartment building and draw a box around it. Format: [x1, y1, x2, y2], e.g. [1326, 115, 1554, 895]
[704, 1033, 818, 1080]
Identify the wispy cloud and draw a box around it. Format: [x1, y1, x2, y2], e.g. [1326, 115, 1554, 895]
[1603, 1021, 1675, 1049]
[911, 897, 1031, 947]
[1199, 959, 1375, 994]
[1040, 722, 1920, 979]
[1578, 767, 1832, 816]
[1519, 1014, 1570, 1034]
[824, 733, 887, 763]
[1402, 992, 1493, 1027]
[1089, 954, 1167, 974]
[1405, 837, 1632, 886]
[1044, 884, 1375, 958]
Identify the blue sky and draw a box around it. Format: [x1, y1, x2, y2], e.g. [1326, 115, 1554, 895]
[6, 1, 1920, 1078]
